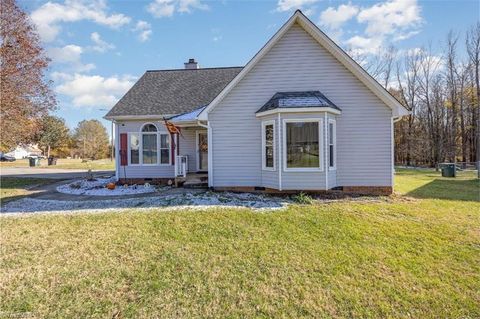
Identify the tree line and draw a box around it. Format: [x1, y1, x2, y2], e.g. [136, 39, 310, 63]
[35, 116, 110, 160]
[1, 0, 478, 168]
[357, 24, 479, 168]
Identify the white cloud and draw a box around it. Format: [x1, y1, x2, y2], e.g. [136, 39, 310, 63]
[133, 21, 153, 42]
[47, 45, 95, 72]
[276, 0, 318, 12]
[212, 35, 222, 42]
[345, 35, 384, 55]
[56, 73, 136, 107]
[90, 32, 115, 52]
[357, 0, 422, 36]
[147, 0, 208, 18]
[393, 30, 421, 41]
[341, 0, 423, 56]
[31, 0, 131, 42]
[319, 3, 359, 29]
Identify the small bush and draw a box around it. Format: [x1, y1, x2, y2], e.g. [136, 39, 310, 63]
[293, 192, 314, 205]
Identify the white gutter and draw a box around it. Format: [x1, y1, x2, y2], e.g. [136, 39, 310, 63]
[197, 120, 208, 129]
[104, 114, 176, 121]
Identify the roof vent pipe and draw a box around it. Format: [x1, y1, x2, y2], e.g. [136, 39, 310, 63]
[184, 58, 199, 69]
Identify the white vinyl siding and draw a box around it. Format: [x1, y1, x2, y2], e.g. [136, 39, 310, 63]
[209, 23, 392, 189]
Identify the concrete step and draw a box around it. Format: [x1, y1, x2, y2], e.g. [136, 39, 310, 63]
[183, 182, 208, 189]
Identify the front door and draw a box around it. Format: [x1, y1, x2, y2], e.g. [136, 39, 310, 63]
[197, 131, 208, 172]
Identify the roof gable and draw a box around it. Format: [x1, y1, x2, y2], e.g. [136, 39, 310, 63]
[198, 10, 409, 120]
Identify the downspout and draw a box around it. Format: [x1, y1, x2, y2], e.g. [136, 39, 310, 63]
[324, 113, 328, 190]
[277, 113, 282, 191]
[114, 120, 120, 181]
[391, 117, 395, 191]
[207, 122, 213, 188]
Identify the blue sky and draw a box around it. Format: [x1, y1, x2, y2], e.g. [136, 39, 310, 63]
[20, 0, 479, 136]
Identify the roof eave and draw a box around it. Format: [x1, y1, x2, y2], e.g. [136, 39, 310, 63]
[103, 114, 176, 121]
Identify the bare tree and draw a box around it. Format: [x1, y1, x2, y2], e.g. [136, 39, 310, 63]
[396, 49, 421, 166]
[466, 22, 480, 177]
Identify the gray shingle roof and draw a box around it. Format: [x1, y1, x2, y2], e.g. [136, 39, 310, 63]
[105, 67, 243, 118]
[256, 91, 340, 113]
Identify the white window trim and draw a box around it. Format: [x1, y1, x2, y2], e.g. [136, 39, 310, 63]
[328, 119, 337, 171]
[158, 133, 172, 166]
[282, 118, 324, 172]
[261, 120, 276, 171]
[126, 123, 172, 166]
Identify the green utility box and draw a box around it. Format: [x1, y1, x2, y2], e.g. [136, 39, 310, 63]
[441, 163, 456, 177]
[29, 157, 40, 167]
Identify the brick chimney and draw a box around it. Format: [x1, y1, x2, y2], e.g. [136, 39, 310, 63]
[184, 58, 199, 69]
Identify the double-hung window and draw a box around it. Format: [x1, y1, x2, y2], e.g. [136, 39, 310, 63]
[142, 124, 158, 165]
[262, 120, 275, 170]
[328, 119, 336, 170]
[159, 134, 170, 164]
[283, 119, 323, 171]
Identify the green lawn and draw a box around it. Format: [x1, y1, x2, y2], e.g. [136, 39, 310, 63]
[0, 158, 114, 170]
[0, 177, 54, 203]
[0, 169, 478, 318]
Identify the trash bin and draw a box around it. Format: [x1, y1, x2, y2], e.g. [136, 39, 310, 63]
[441, 163, 456, 177]
[48, 157, 57, 166]
[29, 157, 40, 167]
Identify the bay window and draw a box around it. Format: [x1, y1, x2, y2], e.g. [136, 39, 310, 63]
[262, 120, 275, 170]
[283, 119, 323, 171]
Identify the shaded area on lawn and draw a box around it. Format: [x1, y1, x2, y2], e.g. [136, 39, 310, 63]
[395, 168, 479, 202]
[406, 178, 479, 201]
[0, 177, 57, 203]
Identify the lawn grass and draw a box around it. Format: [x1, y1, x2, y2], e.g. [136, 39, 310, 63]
[0, 158, 114, 170]
[0, 177, 54, 203]
[0, 170, 479, 318]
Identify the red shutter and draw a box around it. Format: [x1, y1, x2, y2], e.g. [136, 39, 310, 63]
[120, 133, 128, 166]
[171, 133, 176, 165]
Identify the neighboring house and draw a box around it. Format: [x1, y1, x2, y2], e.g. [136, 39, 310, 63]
[105, 11, 409, 195]
[5, 144, 42, 159]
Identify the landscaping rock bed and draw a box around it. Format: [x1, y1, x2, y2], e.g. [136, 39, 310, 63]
[56, 177, 156, 196]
